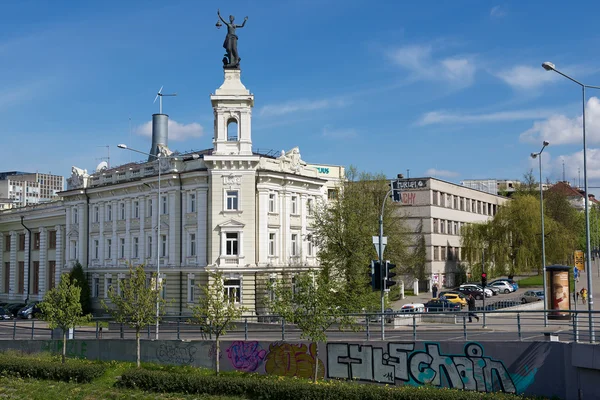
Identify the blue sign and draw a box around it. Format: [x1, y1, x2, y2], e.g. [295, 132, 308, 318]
[574, 266, 579, 279]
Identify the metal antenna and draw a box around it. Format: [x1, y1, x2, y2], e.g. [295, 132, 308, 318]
[153, 85, 177, 114]
[97, 145, 110, 168]
[562, 158, 565, 182]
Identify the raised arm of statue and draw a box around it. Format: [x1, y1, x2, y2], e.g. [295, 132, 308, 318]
[217, 9, 228, 26]
[236, 16, 248, 28]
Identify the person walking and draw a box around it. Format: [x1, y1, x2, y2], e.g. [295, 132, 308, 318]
[432, 284, 438, 299]
[580, 288, 588, 305]
[467, 294, 479, 323]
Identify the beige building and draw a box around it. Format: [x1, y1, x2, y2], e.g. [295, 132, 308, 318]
[0, 172, 64, 208]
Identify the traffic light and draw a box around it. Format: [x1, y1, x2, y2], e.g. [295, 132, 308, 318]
[389, 180, 401, 202]
[369, 260, 382, 291]
[481, 272, 487, 287]
[385, 261, 397, 290]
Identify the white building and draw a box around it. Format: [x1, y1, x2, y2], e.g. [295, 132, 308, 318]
[393, 177, 509, 288]
[0, 172, 64, 208]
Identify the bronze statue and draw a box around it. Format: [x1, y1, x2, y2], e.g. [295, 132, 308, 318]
[217, 10, 248, 69]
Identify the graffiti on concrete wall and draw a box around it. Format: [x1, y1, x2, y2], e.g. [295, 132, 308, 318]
[327, 342, 545, 394]
[156, 342, 197, 365]
[265, 342, 325, 380]
[226, 341, 267, 372]
[41, 340, 88, 359]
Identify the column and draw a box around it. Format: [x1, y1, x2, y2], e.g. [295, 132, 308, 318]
[139, 196, 146, 262]
[197, 188, 208, 266]
[9, 231, 16, 300]
[168, 190, 177, 266]
[78, 203, 86, 264]
[257, 189, 269, 265]
[0, 234, 3, 295]
[65, 207, 71, 264]
[300, 194, 307, 260]
[55, 225, 63, 283]
[125, 198, 131, 261]
[281, 192, 290, 265]
[99, 203, 105, 266]
[23, 229, 30, 301]
[39, 227, 47, 295]
[111, 201, 117, 266]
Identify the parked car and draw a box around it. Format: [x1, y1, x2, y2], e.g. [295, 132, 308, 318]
[6, 303, 26, 317]
[459, 284, 493, 298]
[0, 307, 12, 320]
[521, 290, 544, 304]
[424, 299, 461, 312]
[439, 293, 467, 308]
[17, 302, 42, 319]
[491, 279, 518, 291]
[490, 281, 514, 294]
[369, 307, 396, 323]
[462, 282, 499, 295]
[399, 303, 426, 313]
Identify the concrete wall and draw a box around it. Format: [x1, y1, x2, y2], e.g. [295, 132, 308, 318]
[0, 339, 597, 400]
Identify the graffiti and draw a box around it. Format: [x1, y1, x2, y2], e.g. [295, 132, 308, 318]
[327, 342, 543, 394]
[401, 192, 417, 204]
[156, 342, 197, 365]
[265, 342, 325, 380]
[226, 341, 267, 372]
[41, 340, 88, 359]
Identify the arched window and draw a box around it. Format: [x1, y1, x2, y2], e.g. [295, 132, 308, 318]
[227, 118, 238, 141]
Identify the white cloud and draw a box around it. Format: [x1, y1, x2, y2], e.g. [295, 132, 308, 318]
[259, 97, 350, 117]
[135, 119, 204, 141]
[520, 97, 600, 145]
[555, 149, 600, 182]
[322, 126, 358, 139]
[490, 5, 507, 18]
[425, 168, 459, 178]
[417, 108, 558, 126]
[386, 44, 476, 87]
[495, 65, 558, 90]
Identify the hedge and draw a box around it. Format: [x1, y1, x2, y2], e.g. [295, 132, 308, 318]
[118, 368, 542, 400]
[0, 353, 106, 383]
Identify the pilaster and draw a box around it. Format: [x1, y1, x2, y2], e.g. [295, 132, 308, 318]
[9, 231, 16, 299]
[39, 227, 47, 294]
[197, 189, 208, 266]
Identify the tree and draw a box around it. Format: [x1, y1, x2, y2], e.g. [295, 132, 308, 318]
[39, 273, 91, 363]
[69, 261, 92, 315]
[103, 264, 164, 368]
[190, 270, 244, 375]
[311, 166, 411, 312]
[268, 271, 353, 382]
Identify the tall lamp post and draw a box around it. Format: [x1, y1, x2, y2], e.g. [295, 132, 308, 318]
[542, 62, 597, 341]
[531, 140, 549, 327]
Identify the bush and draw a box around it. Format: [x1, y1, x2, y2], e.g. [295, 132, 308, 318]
[0, 353, 105, 383]
[118, 368, 539, 399]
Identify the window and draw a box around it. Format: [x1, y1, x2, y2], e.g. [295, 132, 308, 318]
[133, 201, 139, 219]
[107, 239, 112, 259]
[71, 240, 78, 260]
[147, 236, 153, 258]
[226, 190, 239, 210]
[187, 277, 195, 303]
[307, 198, 314, 216]
[453, 222, 458, 235]
[441, 246, 447, 261]
[439, 193, 445, 207]
[460, 197, 465, 211]
[161, 196, 168, 215]
[189, 233, 196, 256]
[291, 196, 298, 214]
[291, 233, 298, 256]
[4, 235, 10, 252]
[432, 191, 439, 206]
[268, 233, 276, 256]
[439, 220, 445, 234]
[33, 232, 40, 250]
[161, 235, 167, 257]
[189, 193, 196, 213]
[224, 279, 241, 303]
[227, 118, 238, 141]
[133, 237, 139, 258]
[307, 239, 313, 256]
[107, 204, 112, 221]
[92, 276, 99, 298]
[119, 203, 125, 220]
[268, 193, 276, 213]
[454, 196, 458, 209]
[120, 238, 125, 258]
[148, 199, 153, 217]
[105, 275, 113, 298]
[117, 274, 125, 297]
[18, 234, 25, 251]
[327, 189, 338, 200]
[433, 246, 440, 261]
[94, 239, 99, 259]
[433, 219, 439, 234]
[18, 261, 24, 294]
[226, 233, 239, 255]
[48, 261, 56, 289]
[73, 208, 78, 224]
[48, 231, 56, 249]
[94, 206, 99, 222]
[3, 262, 9, 293]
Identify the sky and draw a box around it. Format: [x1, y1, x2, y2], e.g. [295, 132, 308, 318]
[4, 0, 600, 189]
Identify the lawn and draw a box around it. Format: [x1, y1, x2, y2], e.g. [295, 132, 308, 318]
[516, 275, 543, 287]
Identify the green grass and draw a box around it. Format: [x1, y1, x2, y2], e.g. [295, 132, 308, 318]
[516, 275, 544, 287]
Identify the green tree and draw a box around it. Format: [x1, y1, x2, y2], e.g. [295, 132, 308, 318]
[103, 264, 164, 368]
[311, 166, 411, 312]
[69, 261, 92, 315]
[268, 271, 354, 382]
[39, 273, 91, 363]
[190, 271, 245, 375]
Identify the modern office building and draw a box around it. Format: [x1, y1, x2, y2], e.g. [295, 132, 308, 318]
[0, 171, 64, 207]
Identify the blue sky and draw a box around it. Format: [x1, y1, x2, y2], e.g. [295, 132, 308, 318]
[4, 0, 600, 188]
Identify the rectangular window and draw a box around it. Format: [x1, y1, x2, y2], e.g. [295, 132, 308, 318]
[441, 246, 447, 261]
[189, 233, 196, 256]
[433, 219, 439, 234]
[105, 276, 113, 298]
[120, 238, 125, 258]
[460, 197, 465, 211]
[94, 206, 99, 222]
[18, 234, 25, 251]
[433, 246, 440, 261]
[92, 277, 99, 298]
[107, 239, 112, 259]
[307, 239, 313, 256]
[454, 196, 458, 209]
[3, 262, 9, 293]
[147, 236, 153, 258]
[148, 199, 153, 217]
[161, 196, 168, 215]
[18, 261, 24, 294]
[189, 193, 196, 213]
[161, 234, 167, 257]
[327, 189, 338, 200]
[439, 193, 445, 207]
[291, 233, 298, 256]
[224, 279, 241, 304]
[226, 233, 239, 255]
[268, 233, 276, 256]
[48, 261, 56, 289]
[71, 240, 78, 260]
[94, 239, 99, 259]
[307, 198, 314, 216]
[4, 235, 10, 251]
[133, 201, 139, 219]
[119, 203, 125, 220]
[453, 221, 458, 235]
[48, 231, 56, 249]
[133, 237, 139, 258]
[188, 278, 195, 303]
[226, 190, 239, 210]
[33, 232, 40, 250]
[440, 220, 445, 234]
[107, 205, 112, 221]
[268, 193, 276, 213]
[291, 195, 298, 214]
[73, 208, 78, 224]
[432, 191, 438, 206]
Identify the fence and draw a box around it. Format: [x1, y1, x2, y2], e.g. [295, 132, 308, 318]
[1, 309, 599, 343]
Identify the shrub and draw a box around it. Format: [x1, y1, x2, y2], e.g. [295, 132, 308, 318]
[0, 353, 105, 383]
[118, 368, 541, 399]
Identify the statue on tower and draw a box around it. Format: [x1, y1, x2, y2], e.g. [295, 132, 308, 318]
[216, 9, 248, 69]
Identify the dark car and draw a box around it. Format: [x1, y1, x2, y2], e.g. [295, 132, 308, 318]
[17, 302, 42, 319]
[6, 303, 26, 317]
[456, 286, 485, 300]
[0, 307, 12, 320]
[424, 299, 461, 312]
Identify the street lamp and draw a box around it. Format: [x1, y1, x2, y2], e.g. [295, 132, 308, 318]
[531, 140, 549, 327]
[542, 62, 599, 341]
[117, 144, 199, 339]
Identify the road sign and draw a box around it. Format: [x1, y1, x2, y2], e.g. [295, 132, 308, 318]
[395, 179, 428, 190]
[372, 236, 387, 259]
[574, 250, 585, 272]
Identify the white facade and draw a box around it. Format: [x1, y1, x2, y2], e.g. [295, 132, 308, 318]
[394, 178, 509, 288]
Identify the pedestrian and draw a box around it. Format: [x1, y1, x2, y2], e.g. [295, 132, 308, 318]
[467, 294, 479, 323]
[580, 288, 587, 305]
[432, 284, 438, 299]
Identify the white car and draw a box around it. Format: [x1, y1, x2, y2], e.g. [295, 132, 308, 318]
[490, 281, 514, 294]
[460, 284, 493, 298]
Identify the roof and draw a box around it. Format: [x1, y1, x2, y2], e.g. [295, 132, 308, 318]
[549, 181, 600, 204]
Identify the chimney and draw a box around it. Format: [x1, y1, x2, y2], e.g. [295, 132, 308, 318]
[149, 113, 168, 161]
[397, 173, 404, 179]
